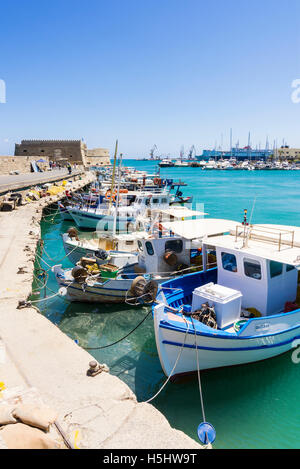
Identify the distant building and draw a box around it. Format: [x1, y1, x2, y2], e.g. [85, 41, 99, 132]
[197, 147, 273, 162]
[276, 146, 300, 160]
[14, 140, 110, 166]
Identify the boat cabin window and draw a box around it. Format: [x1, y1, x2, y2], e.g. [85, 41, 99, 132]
[145, 198, 150, 206]
[137, 240, 143, 251]
[270, 260, 283, 278]
[221, 252, 237, 272]
[145, 241, 154, 256]
[161, 198, 168, 204]
[244, 258, 262, 280]
[286, 264, 295, 272]
[152, 198, 159, 204]
[165, 239, 183, 254]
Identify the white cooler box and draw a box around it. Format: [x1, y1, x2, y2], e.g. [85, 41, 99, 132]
[191, 282, 242, 329]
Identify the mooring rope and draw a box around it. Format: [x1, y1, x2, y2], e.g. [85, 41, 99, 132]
[145, 314, 190, 403]
[191, 316, 207, 423]
[82, 309, 152, 350]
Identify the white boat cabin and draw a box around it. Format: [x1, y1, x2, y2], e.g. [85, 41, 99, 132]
[136, 218, 236, 276]
[137, 235, 192, 275]
[201, 224, 300, 318]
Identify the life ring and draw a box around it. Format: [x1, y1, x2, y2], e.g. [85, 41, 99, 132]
[105, 190, 117, 202]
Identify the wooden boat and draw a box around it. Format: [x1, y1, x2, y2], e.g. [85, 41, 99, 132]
[153, 221, 300, 377]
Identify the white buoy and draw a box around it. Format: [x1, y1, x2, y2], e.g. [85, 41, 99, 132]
[58, 287, 67, 296]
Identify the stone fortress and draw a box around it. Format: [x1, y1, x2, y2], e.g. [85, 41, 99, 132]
[14, 140, 110, 167]
[0, 139, 110, 174]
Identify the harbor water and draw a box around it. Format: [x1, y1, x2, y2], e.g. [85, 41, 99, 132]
[35, 161, 300, 449]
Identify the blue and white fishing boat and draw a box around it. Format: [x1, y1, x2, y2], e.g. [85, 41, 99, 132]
[153, 220, 300, 377]
[68, 193, 181, 231]
[61, 228, 146, 266]
[53, 213, 209, 304]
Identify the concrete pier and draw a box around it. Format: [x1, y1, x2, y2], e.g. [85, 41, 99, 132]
[0, 168, 85, 195]
[0, 171, 202, 449]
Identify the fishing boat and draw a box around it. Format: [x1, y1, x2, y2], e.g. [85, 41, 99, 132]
[153, 218, 300, 377]
[67, 192, 178, 231]
[62, 205, 204, 265]
[52, 262, 157, 304]
[62, 227, 145, 266]
[53, 211, 208, 304]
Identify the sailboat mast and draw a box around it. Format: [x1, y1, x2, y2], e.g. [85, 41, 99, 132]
[109, 139, 118, 212]
[113, 153, 123, 236]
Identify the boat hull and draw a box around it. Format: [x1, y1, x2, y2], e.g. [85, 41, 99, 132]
[153, 269, 300, 376]
[154, 305, 300, 376]
[53, 265, 133, 303]
[69, 208, 135, 232]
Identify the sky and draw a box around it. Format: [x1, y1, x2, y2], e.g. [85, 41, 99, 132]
[1, 0, 300, 158]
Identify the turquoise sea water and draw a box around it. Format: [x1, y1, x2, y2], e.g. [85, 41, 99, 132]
[35, 161, 300, 449]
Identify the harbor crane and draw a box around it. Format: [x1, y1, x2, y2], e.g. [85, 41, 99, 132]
[188, 145, 196, 159]
[180, 145, 185, 161]
[150, 144, 158, 159]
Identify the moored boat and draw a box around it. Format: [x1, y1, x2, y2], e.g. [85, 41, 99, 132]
[153, 220, 300, 377]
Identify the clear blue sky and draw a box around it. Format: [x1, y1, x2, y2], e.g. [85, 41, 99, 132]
[1, 0, 300, 158]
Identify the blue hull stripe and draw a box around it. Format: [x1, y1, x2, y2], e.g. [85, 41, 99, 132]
[159, 321, 300, 340]
[162, 334, 300, 352]
[72, 211, 134, 222]
[59, 282, 128, 297]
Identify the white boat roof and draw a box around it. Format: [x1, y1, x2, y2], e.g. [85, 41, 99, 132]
[206, 223, 300, 267]
[161, 218, 241, 240]
[152, 207, 207, 219]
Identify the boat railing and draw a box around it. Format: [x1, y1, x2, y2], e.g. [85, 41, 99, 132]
[232, 224, 296, 251]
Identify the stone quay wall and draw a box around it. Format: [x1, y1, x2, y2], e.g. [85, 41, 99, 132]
[0, 155, 50, 175]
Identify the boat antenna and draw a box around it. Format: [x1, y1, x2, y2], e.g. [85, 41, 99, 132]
[244, 196, 257, 247]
